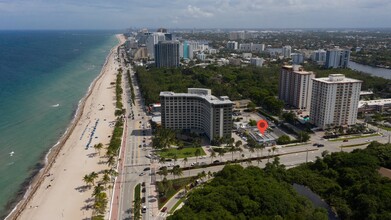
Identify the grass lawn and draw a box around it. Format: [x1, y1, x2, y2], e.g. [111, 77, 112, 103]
[330, 133, 380, 142]
[158, 147, 206, 159]
[134, 183, 141, 219]
[157, 177, 194, 209]
[169, 197, 185, 214]
[341, 143, 369, 148]
[379, 125, 391, 131]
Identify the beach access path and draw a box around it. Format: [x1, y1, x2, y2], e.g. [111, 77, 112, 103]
[14, 34, 126, 220]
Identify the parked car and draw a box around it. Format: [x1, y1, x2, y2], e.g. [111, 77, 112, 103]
[213, 160, 220, 164]
[142, 206, 147, 213]
[161, 207, 167, 212]
[317, 144, 325, 147]
[143, 167, 151, 171]
[343, 139, 349, 142]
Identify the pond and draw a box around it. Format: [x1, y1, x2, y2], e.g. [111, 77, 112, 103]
[293, 183, 339, 220]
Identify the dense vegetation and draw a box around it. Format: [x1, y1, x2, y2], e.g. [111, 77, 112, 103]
[115, 68, 125, 116]
[126, 69, 136, 104]
[135, 64, 391, 117]
[169, 164, 328, 220]
[135, 65, 284, 114]
[288, 142, 391, 219]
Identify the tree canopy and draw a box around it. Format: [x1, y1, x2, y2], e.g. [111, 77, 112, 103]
[288, 142, 391, 219]
[168, 164, 327, 220]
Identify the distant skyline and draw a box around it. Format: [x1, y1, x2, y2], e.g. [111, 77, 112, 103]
[1, 0, 390, 30]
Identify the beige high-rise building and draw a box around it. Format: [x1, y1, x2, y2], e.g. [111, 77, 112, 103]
[310, 74, 362, 129]
[278, 65, 315, 110]
[160, 88, 233, 141]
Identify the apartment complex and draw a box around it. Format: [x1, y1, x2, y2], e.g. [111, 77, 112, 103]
[310, 74, 362, 129]
[278, 65, 315, 110]
[160, 88, 233, 141]
[325, 48, 350, 68]
[154, 41, 180, 68]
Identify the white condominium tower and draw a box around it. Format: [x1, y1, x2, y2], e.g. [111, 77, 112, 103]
[278, 65, 315, 110]
[310, 74, 362, 129]
[160, 88, 233, 141]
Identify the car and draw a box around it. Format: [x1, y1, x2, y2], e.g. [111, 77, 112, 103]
[143, 167, 151, 171]
[313, 143, 318, 146]
[161, 207, 167, 212]
[142, 182, 145, 186]
[213, 160, 220, 164]
[343, 139, 349, 142]
[159, 166, 167, 170]
[165, 158, 172, 162]
[142, 188, 146, 193]
[142, 206, 147, 213]
[139, 172, 145, 176]
[191, 162, 199, 166]
[145, 154, 151, 159]
[317, 144, 325, 147]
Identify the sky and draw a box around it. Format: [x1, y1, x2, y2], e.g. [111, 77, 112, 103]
[0, 0, 390, 30]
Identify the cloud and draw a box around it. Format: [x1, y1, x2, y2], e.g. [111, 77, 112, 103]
[186, 5, 214, 18]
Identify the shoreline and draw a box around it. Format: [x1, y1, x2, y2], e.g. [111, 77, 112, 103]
[5, 34, 124, 220]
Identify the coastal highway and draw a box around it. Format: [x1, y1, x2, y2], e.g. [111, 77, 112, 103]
[113, 46, 155, 220]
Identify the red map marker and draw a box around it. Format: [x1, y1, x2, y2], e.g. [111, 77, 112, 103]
[257, 120, 268, 135]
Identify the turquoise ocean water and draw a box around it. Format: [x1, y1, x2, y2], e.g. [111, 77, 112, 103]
[0, 30, 117, 218]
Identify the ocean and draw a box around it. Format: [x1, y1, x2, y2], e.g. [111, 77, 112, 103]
[0, 30, 117, 218]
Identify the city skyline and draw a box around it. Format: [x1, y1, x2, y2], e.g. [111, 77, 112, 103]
[1, 0, 391, 30]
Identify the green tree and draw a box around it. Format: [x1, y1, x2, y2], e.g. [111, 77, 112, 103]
[277, 135, 291, 145]
[194, 148, 202, 163]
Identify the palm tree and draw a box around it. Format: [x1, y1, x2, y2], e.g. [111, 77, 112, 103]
[94, 143, 104, 156]
[235, 140, 242, 148]
[93, 184, 105, 196]
[102, 173, 110, 187]
[90, 172, 99, 186]
[194, 148, 201, 163]
[207, 171, 213, 179]
[159, 156, 166, 165]
[229, 146, 236, 161]
[210, 151, 217, 163]
[256, 158, 262, 165]
[107, 156, 116, 167]
[171, 166, 183, 180]
[83, 174, 94, 188]
[182, 157, 188, 168]
[237, 147, 243, 160]
[173, 154, 178, 166]
[246, 159, 252, 166]
[218, 151, 225, 161]
[158, 166, 168, 181]
[272, 146, 277, 156]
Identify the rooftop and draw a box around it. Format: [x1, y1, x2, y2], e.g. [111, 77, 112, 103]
[160, 88, 233, 105]
[358, 99, 391, 108]
[313, 74, 362, 84]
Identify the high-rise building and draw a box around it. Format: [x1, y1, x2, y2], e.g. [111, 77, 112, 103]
[154, 41, 180, 68]
[160, 88, 233, 141]
[226, 41, 238, 50]
[310, 74, 362, 129]
[146, 32, 166, 59]
[311, 49, 327, 64]
[278, 65, 314, 110]
[325, 48, 350, 68]
[291, 53, 304, 64]
[282, 46, 292, 58]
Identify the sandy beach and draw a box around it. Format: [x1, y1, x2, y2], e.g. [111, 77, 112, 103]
[7, 34, 126, 220]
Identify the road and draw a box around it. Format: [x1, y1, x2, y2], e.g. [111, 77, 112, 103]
[110, 46, 156, 220]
